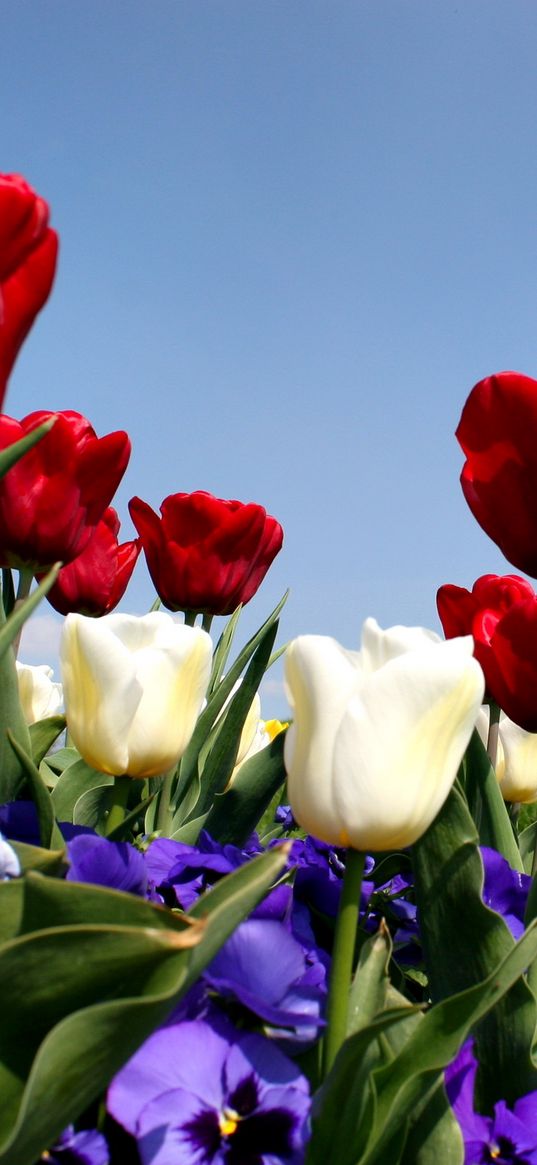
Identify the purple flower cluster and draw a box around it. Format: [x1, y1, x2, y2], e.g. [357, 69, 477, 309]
[2, 796, 535, 1165]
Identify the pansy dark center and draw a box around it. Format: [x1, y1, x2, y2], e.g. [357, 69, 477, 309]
[484, 1135, 530, 1164]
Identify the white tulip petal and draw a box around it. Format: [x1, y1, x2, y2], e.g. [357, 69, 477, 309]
[333, 638, 484, 849]
[16, 662, 63, 725]
[361, 617, 441, 673]
[497, 716, 537, 804]
[60, 614, 142, 775]
[284, 635, 363, 844]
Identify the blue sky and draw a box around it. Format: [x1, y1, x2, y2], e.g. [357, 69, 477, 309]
[3, 1, 537, 715]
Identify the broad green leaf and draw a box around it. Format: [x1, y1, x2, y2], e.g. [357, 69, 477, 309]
[0, 843, 288, 1165]
[207, 604, 243, 696]
[520, 820, 537, 875]
[347, 922, 392, 1037]
[462, 729, 523, 871]
[8, 733, 64, 851]
[29, 717, 66, 766]
[51, 757, 113, 822]
[202, 730, 287, 846]
[411, 783, 537, 1110]
[358, 920, 537, 1165]
[10, 843, 66, 878]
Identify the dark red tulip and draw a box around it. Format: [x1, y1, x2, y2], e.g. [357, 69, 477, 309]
[457, 371, 537, 576]
[129, 490, 283, 616]
[0, 411, 131, 570]
[437, 573, 537, 730]
[0, 174, 58, 404]
[40, 508, 140, 616]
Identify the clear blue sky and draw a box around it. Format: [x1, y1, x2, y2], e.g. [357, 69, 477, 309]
[3, 1, 537, 715]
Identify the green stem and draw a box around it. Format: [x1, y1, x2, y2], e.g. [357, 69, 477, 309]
[156, 768, 175, 833]
[183, 609, 197, 627]
[486, 700, 501, 770]
[322, 847, 365, 1076]
[105, 776, 131, 837]
[12, 568, 34, 657]
[202, 613, 214, 635]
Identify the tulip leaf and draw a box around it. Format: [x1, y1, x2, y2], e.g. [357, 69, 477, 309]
[177, 590, 288, 800]
[0, 565, 61, 663]
[461, 728, 523, 871]
[170, 811, 210, 843]
[106, 790, 156, 841]
[7, 732, 64, 852]
[0, 600, 33, 804]
[202, 730, 287, 846]
[51, 757, 113, 822]
[347, 922, 392, 1037]
[411, 783, 537, 1109]
[72, 783, 117, 831]
[207, 603, 243, 696]
[10, 842, 67, 877]
[519, 820, 537, 874]
[0, 843, 289, 1165]
[184, 619, 279, 822]
[0, 881, 23, 943]
[29, 716, 66, 766]
[0, 418, 55, 480]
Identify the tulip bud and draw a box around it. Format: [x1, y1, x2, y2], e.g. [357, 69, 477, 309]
[284, 618, 485, 851]
[16, 662, 63, 725]
[60, 612, 212, 778]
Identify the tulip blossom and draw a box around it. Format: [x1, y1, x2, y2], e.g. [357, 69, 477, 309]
[457, 371, 537, 577]
[438, 575, 537, 732]
[0, 174, 58, 405]
[477, 706, 537, 804]
[0, 411, 131, 570]
[15, 661, 63, 725]
[283, 619, 484, 851]
[60, 612, 212, 777]
[40, 507, 140, 616]
[129, 490, 283, 616]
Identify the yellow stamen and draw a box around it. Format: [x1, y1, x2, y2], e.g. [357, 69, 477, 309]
[219, 1107, 240, 1137]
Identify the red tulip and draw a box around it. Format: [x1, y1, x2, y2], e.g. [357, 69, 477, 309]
[437, 573, 537, 730]
[0, 174, 58, 404]
[0, 411, 131, 570]
[129, 490, 283, 616]
[457, 371, 537, 576]
[40, 508, 140, 616]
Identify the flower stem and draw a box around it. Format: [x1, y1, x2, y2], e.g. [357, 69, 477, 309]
[105, 776, 131, 837]
[486, 701, 501, 770]
[322, 847, 365, 1076]
[12, 568, 33, 657]
[202, 613, 213, 635]
[183, 610, 197, 627]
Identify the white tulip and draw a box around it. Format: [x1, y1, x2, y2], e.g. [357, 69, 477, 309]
[284, 618, 485, 851]
[16, 662, 63, 725]
[60, 612, 212, 778]
[477, 706, 537, 804]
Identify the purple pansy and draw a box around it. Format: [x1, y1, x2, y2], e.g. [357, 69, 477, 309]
[480, 847, 531, 940]
[143, 831, 264, 910]
[38, 1125, 109, 1164]
[205, 918, 326, 1048]
[107, 1018, 311, 1164]
[445, 1039, 537, 1164]
[66, 834, 148, 896]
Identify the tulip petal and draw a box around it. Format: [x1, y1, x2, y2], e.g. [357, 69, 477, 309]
[284, 635, 362, 844]
[333, 637, 484, 850]
[361, 617, 441, 672]
[61, 614, 141, 775]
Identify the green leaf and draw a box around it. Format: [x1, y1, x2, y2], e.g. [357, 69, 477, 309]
[0, 419, 56, 480]
[176, 591, 288, 803]
[0, 843, 289, 1165]
[7, 733, 64, 851]
[0, 565, 61, 664]
[51, 757, 113, 822]
[519, 820, 537, 874]
[202, 730, 287, 846]
[411, 782, 537, 1109]
[29, 717, 66, 766]
[183, 619, 279, 822]
[10, 843, 67, 878]
[347, 922, 392, 1037]
[207, 604, 243, 696]
[462, 729, 523, 871]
